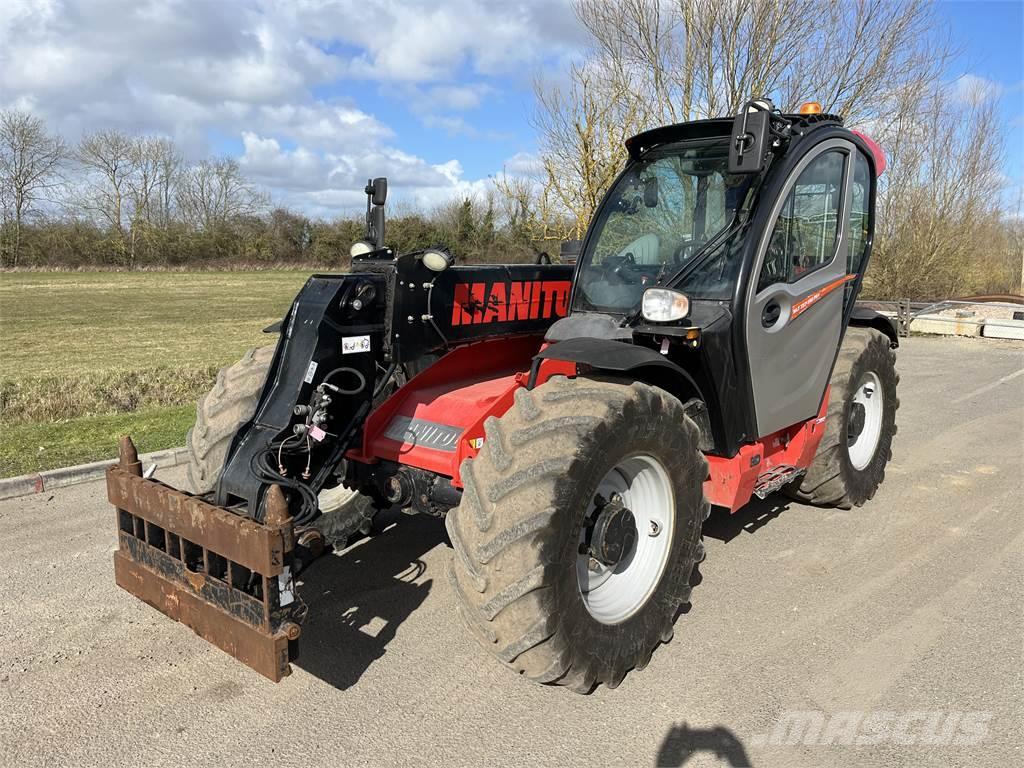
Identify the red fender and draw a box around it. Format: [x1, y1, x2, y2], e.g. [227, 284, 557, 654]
[347, 337, 574, 488]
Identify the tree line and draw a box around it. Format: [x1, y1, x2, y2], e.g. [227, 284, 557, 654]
[0, 112, 541, 271]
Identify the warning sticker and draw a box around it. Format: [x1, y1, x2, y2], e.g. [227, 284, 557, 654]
[342, 335, 371, 354]
[303, 360, 318, 383]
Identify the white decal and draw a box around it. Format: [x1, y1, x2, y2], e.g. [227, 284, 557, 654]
[342, 335, 371, 354]
[303, 360, 318, 383]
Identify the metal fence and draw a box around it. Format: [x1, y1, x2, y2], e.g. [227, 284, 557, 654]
[858, 298, 1024, 338]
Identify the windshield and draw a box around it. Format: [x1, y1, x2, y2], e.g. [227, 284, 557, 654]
[574, 140, 753, 313]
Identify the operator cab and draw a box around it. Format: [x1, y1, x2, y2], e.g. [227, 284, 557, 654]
[549, 100, 886, 456]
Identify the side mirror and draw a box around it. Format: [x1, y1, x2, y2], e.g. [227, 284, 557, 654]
[643, 177, 659, 208]
[729, 100, 771, 174]
[364, 177, 388, 250]
[371, 177, 387, 206]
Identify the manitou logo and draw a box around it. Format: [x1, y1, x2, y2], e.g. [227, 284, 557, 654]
[451, 280, 571, 326]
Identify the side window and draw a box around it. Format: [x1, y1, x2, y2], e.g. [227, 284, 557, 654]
[757, 150, 845, 292]
[848, 152, 871, 275]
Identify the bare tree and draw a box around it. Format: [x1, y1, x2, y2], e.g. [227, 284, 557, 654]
[148, 137, 182, 227]
[0, 110, 67, 267]
[125, 137, 181, 260]
[535, 0, 952, 230]
[76, 131, 186, 267]
[176, 157, 267, 230]
[533, 64, 646, 238]
[76, 130, 135, 263]
[867, 82, 1011, 299]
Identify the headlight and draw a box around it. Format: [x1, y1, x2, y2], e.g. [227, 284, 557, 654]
[642, 288, 690, 322]
[421, 248, 453, 272]
[350, 239, 375, 257]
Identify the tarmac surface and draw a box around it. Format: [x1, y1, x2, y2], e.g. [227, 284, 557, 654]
[1, 336, 1021, 768]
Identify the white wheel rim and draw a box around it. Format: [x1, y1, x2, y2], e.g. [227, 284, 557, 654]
[577, 454, 674, 625]
[847, 371, 883, 470]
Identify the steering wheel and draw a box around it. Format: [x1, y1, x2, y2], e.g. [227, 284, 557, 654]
[673, 240, 700, 264]
[608, 252, 642, 283]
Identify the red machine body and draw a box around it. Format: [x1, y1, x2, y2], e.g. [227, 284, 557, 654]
[350, 338, 830, 512]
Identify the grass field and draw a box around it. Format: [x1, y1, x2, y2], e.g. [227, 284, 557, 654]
[0, 271, 309, 477]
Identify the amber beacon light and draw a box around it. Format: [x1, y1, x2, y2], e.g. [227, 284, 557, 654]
[798, 101, 823, 115]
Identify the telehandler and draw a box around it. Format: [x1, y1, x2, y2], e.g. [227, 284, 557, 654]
[107, 99, 898, 691]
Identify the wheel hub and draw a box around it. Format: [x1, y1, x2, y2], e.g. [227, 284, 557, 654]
[586, 493, 637, 568]
[847, 401, 866, 440]
[846, 372, 884, 471]
[576, 454, 675, 625]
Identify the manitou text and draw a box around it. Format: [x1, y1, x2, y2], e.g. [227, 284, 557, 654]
[450, 280, 572, 326]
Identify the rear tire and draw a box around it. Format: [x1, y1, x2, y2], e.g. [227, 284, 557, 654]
[184, 346, 359, 515]
[786, 328, 899, 508]
[446, 376, 708, 692]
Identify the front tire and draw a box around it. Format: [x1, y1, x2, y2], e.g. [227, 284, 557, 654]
[786, 327, 899, 508]
[446, 377, 708, 692]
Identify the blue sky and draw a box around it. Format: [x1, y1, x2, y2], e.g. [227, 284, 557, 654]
[312, 0, 1024, 204]
[1, 0, 1021, 216]
[937, 1, 1023, 198]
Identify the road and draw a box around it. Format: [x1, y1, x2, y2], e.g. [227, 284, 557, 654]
[1, 336, 1021, 768]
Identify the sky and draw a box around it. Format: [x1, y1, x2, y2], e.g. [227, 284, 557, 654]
[1, 0, 1021, 218]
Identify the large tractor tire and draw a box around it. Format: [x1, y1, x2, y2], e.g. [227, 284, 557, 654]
[786, 327, 899, 508]
[185, 346, 358, 516]
[446, 376, 708, 692]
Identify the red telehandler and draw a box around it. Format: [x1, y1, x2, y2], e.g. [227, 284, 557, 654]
[107, 99, 897, 691]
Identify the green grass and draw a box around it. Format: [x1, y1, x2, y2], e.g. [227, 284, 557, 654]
[0, 271, 306, 377]
[0, 405, 195, 477]
[0, 271, 310, 477]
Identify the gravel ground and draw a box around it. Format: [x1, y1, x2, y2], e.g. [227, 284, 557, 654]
[1, 336, 1021, 768]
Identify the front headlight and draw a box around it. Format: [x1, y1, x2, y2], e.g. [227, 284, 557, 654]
[421, 248, 453, 272]
[350, 239, 375, 258]
[641, 288, 690, 322]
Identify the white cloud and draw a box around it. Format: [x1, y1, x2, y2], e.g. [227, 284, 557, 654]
[420, 114, 478, 137]
[950, 74, 1005, 105]
[285, 0, 582, 82]
[502, 151, 544, 176]
[0, 0, 585, 216]
[426, 84, 495, 112]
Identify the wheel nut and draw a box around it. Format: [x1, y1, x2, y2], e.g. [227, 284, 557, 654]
[588, 557, 601, 572]
[649, 521, 661, 537]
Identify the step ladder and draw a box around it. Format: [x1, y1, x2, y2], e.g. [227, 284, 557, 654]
[752, 464, 805, 499]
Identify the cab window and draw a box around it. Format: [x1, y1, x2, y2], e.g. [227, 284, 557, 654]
[848, 151, 871, 275]
[757, 150, 845, 292]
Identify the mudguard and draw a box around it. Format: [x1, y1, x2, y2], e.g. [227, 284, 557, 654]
[849, 305, 899, 347]
[532, 336, 706, 403]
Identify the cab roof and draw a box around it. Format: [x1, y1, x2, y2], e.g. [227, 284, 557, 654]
[625, 113, 844, 159]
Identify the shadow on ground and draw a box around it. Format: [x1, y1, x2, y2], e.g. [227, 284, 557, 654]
[293, 491, 795, 689]
[702, 493, 793, 543]
[294, 509, 446, 689]
[657, 722, 753, 766]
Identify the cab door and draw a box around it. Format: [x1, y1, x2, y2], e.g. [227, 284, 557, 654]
[744, 138, 855, 437]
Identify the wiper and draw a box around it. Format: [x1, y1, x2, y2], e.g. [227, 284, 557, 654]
[619, 220, 745, 327]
